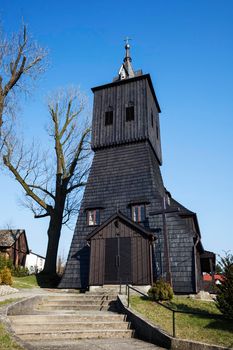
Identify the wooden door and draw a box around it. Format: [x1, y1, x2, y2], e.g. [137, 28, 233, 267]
[104, 237, 131, 284]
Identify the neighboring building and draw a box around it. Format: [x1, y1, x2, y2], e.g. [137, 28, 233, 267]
[203, 273, 223, 284]
[202, 272, 223, 293]
[25, 251, 45, 274]
[0, 229, 29, 267]
[60, 43, 215, 293]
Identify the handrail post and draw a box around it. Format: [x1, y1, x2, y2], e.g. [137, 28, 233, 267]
[172, 311, 176, 338]
[127, 285, 130, 308]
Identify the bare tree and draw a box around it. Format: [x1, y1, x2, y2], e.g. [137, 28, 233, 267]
[0, 23, 47, 133]
[2, 88, 91, 277]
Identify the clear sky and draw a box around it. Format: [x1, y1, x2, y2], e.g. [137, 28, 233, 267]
[0, 0, 232, 260]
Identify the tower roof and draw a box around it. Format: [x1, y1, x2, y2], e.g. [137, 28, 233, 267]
[114, 39, 143, 82]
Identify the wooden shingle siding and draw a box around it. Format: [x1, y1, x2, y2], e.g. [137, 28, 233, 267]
[60, 140, 199, 292]
[59, 70, 208, 294]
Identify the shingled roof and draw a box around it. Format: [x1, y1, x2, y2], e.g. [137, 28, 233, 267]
[0, 229, 26, 247]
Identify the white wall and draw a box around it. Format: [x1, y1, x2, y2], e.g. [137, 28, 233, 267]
[25, 252, 45, 274]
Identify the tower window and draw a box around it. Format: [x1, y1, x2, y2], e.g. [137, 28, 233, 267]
[105, 111, 113, 125]
[132, 204, 146, 223]
[126, 106, 134, 121]
[87, 209, 100, 226]
[156, 124, 159, 139]
[151, 111, 154, 127]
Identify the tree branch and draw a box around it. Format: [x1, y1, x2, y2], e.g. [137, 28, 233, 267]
[67, 127, 90, 178]
[28, 184, 55, 200]
[3, 154, 52, 213]
[34, 212, 51, 219]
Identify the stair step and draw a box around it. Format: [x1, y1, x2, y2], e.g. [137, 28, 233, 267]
[42, 295, 117, 301]
[38, 299, 116, 306]
[9, 313, 125, 324]
[12, 321, 129, 332]
[18, 329, 133, 341]
[36, 304, 117, 311]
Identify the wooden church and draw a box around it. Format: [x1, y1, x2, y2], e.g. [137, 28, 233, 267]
[60, 43, 215, 293]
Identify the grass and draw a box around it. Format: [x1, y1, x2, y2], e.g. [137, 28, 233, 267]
[0, 298, 21, 308]
[12, 275, 39, 289]
[0, 323, 24, 350]
[130, 296, 233, 348]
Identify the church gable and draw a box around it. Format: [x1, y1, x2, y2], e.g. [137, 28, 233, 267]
[87, 212, 154, 241]
[88, 212, 153, 286]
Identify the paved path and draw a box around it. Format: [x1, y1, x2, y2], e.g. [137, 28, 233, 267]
[24, 338, 164, 350]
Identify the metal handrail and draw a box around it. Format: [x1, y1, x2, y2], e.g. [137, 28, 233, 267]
[125, 284, 230, 338]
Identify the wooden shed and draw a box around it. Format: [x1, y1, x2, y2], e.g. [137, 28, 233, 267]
[87, 212, 155, 286]
[0, 229, 29, 267]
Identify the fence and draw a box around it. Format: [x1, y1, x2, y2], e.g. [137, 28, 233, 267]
[125, 284, 229, 338]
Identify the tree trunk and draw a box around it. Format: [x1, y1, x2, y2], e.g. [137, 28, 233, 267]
[43, 213, 62, 275]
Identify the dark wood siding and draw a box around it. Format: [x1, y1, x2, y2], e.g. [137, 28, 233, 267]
[89, 217, 151, 286]
[8, 232, 28, 267]
[91, 75, 162, 164]
[146, 80, 162, 164]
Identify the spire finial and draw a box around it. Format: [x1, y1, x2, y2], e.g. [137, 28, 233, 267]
[124, 37, 132, 62]
[124, 36, 131, 45]
[117, 37, 134, 80]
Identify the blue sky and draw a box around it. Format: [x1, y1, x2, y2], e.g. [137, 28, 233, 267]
[0, 0, 232, 260]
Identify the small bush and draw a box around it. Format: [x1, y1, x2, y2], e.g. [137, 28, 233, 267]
[148, 278, 173, 301]
[12, 266, 29, 277]
[0, 267, 13, 286]
[0, 254, 13, 271]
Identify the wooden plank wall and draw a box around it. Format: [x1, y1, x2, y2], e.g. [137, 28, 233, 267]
[89, 219, 151, 285]
[92, 79, 147, 149]
[92, 76, 162, 165]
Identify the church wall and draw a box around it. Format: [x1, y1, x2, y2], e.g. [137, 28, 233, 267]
[60, 140, 198, 293]
[92, 78, 149, 150]
[146, 80, 162, 164]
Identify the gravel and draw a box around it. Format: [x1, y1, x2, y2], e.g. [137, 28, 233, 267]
[0, 285, 19, 296]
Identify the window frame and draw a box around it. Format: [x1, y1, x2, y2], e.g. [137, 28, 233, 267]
[87, 209, 100, 226]
[131, 204, 146, 223]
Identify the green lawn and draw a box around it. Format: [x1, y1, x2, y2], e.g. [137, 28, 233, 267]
[0, 300, 23, 350]
[12, 275, 39, 289]
[0, 299, 21, 308]
[130, 296, 233, 348]
[0, 323, 24, 350]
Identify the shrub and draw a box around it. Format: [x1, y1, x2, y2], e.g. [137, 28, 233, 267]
[0, 267, 13, 286]
[0, 254, 13, 271]
[12, 266, 29, 277]
[148, 278, 173, 301]
[215, 252, 233, 318]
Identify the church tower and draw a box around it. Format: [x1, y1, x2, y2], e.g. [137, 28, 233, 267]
[60, 43, 215, 293]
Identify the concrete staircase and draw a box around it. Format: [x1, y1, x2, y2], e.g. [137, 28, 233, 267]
[8, 292, 134, 347]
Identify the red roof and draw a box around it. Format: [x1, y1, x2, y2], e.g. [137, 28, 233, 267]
[203, 274, 224, 282]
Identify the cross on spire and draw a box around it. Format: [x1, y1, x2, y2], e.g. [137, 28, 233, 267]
[117, 37, 135, 80]
[124, 36, 132, 45]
